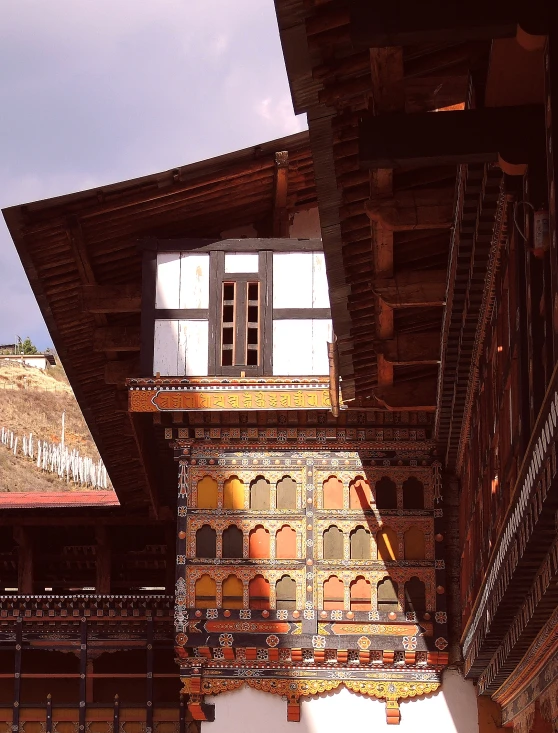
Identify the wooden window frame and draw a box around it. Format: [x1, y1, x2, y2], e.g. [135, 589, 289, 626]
[208, 251, 272, 376]
[140, 237, 326, 377]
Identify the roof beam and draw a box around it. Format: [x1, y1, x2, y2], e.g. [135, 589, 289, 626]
[375, 333, 441, 365]
[94, 327, 141, 353]
[272, 151, 289, 237]
[349, 0, 547, 48]
[359, 105, 545, 169]
[372, 270, 447, 307]
[82, 284, 142, 314]
[366, 186, 454, 230]
[371, 378, 437, 411]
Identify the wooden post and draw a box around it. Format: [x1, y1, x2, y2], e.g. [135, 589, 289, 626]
[79, 619, 87, 733]
[95, 526, 111, 594]
[14, 526, 34, 594]
[544, 19, 558, 365]
[165, 524, 176, 595]
[113, 694, 120, 733]
[147, 617, 154, 733]
[179, 694, 186, 733]
[12, 618, 22, 733]
[46, 694, 53, 733]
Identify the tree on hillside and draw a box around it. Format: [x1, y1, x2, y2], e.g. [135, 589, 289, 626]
[20, 337, 38, 355]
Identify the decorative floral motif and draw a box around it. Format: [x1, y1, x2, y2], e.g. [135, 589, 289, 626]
[176, 633, 188, 646]
[257, 648, 269, 660]
[266, 634, 280, 648]
[312, 635, 326, 649]
[304, 609, 315, 620]
[206, 608, 218, 619]
[305, 601, 313, 610]
[435, 637, 448, 650]
[357, 636, 371, 650]
[178, 506, 187, 516]
[239, 610, 252, 619]
[402, 636, 417, 650]
[219, 633, 234, 647]
[405, 612, 417, 622]
[331, 610, 343, 621]
[176, 555, 186, 565]
[306, 539, 314, 547]
[435, 612, 447, 624]
[276, 610, 288, 621]
[368, 611, 380, 621]
[435, 560, 445, 569]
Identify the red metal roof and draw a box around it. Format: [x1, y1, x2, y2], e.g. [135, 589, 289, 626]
[0, 491, 120, 509]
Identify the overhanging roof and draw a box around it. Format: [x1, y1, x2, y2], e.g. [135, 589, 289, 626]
[3, 131, 318, 516]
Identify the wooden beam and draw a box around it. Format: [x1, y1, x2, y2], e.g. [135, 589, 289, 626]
[359, 105, 545, 169]
[272, 151, 289, 237]
[82, 284, 141, 313]
[349, 0, 547, 48]
[366, 186, 454, 230]
[368, 49, 404, 391]
[372, 270, 447, 307]
[105, 358, 140, 385]
[375, 333, 441, 364]
[94, 326, 141, 353]
[128, 413, 161, 520]
[372, 378, 437, 411]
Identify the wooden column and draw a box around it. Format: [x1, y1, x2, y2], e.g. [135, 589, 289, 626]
[14, 526, 34, 594]
[12, 618, 22, 733]
[147, 618, 154, 733]
[369, 48, 405, 390]
[46, 694, 53, 733]
[79, 619, 87, 733]
[165, 524, 176, 595]
[95, 526, 111, 594]
[544, 18, 558, 366]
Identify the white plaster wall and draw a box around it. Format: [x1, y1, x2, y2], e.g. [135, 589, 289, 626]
[205, 670, 479, 733]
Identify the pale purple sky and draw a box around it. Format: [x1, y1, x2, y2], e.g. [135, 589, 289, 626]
[0, 0, 305, 349]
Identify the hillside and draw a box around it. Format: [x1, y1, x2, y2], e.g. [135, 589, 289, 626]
[0, 360, 108, 492]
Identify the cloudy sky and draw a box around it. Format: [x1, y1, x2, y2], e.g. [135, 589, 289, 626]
[0, 0, 305, 350]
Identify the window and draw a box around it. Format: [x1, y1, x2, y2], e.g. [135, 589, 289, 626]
[377, 528, 398, 561]
[276, 526, 297, 559]
[222, 575, 243, 609]
[249, 575, 270, 610]
[209, 251, 269, 376]
[375, 477, 397, 509]
[276, 476, 297, 510]
[323, 576, 344, 610]
[196, 526, 216, 558]
[350, 527, 371, 560]
[323, 476, 343, 509]
[250, 477, 270, 510]
[377, 578, 399, 613]
[349, 477, 372, 510]
[276, 575, 296, 610]
[222, 526, 244, 559]
[323, 526, 344, 559]
[223, 476, 244, 510]
[249, 526, 270, 559]
[402, 477, 424, 510]
[197, 476, 218, 508]
[350, 577, 372, 611]
[195, 575, 216, 609]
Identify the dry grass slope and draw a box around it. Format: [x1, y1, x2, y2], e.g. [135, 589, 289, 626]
[0, 360, 104, 492]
